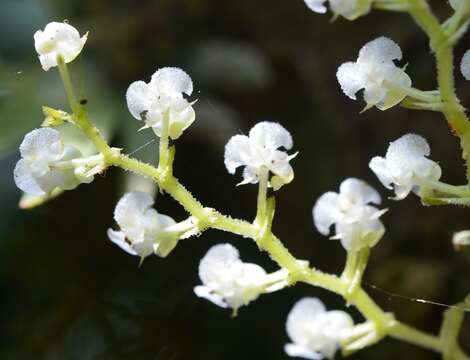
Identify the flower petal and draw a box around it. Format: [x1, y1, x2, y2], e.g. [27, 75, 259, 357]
[19, 128, 63, 161]
[339, 177, 381, 205]
[224, 135, 253, 174]
[286, 297, 326, 346]
[358, 36, 402, 63]
[460, 50, 470, 80]
[249, 121, 293, 151]
[14, 159, 45, 196]
[107, 229, 138, 256]
[336, 62, 364, 100]
[150, 67, 193, 96]
[369, 156, 393, 190]
[194, 285, 228, 308]
[198, 243, 240, 286]
[303, 0, 328, 13]
[313, 192, 340, 235]
[284, 344, 323, 360]
[126, 81, 154, 120]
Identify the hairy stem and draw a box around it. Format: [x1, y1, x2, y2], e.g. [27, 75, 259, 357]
[407, 0, 470, 182]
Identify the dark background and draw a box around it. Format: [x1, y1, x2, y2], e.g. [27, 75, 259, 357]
[0, 0, 469, 359]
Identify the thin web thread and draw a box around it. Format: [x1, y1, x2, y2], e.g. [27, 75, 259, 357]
[363, 281, 470, 312]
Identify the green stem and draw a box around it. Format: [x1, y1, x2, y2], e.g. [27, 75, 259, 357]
[255, 166, 269, 224]
[159, 111, 170, 170]
[407, 0, 470, 182]
[56, 59, 112, 157]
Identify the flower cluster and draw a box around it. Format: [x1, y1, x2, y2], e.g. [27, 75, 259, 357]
[285, 297, 354, 359]
[126, 67, 196, 140]
[224, 121, 297, 190]
[14, 128, 94, 196]
[34, 22, 87, 71]
[336, 36, 411, 111]
[194, 243, 288, 311]
[369, 134, 441, 200]
[303, 0, 373, 20]
[313, 178, 385, 251]
[18, 16, 470, 360]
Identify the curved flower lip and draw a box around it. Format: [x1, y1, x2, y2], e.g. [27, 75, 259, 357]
[125, 67, 196, 140]
[193, 285, 229, 308]
[34, 22, 88, 71]
[336, 36, 411, 111]
[224, 121, 296, 190]
[284, 343, 323, 360]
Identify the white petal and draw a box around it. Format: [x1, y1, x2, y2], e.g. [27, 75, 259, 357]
[286, 297, 326, 346]
[239, 263, 267, 288]
[224, 135, 253, 174]
[460, 50, 470, 80]
[363, 83, 386, 108]
[369, 157, 394, 189]
[249, 121, 293, 151]
[150, 67, 193, 96]
[329, 0, 372, 20]
[303, 0, 328, 13]
[377, 66, 412, 110]
[313, 192, 340, 235]
[14, 159, 45, 196]
[240, 166, 259, 185]
[107, 229, 138, 256]
[126, 81, 154, 120]
[336, 62, 364, 100]
[168, 101, 196, 139]
[358, 36, 402, 63]
[284, 344, 323, 360]
[324, 310, 354, 338]
[198, 243, 240, 286]
[19, 128, 63, 161]
[194, 285, 228, 308]
[339, 177, 381, 205]
[385, 133, 431, 170]
[114, 191, 154, 227]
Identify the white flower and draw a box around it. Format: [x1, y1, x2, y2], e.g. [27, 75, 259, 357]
[303, 0, 372, 20]
[14, 128, 86, 196]
[313, 178, 385, 251]
[194, 243, 285, 310]
[107, 191, 178, 258]
[126, 67, 195, 140]
[304, 0, 327, 13]
[34, 22, 88, 71]
[336, 36, 412, 110]
[285, 297, 354, 360]
[460, 50, 470, 80]
[369, 134, 441, 200]
[224, 122, 297, 190]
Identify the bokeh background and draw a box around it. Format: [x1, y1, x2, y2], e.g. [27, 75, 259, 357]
[0, 0, 469, 359]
